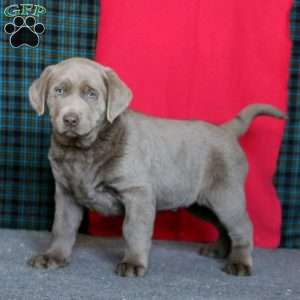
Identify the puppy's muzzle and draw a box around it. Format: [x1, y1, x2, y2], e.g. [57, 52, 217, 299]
[63, 112, 80, 128]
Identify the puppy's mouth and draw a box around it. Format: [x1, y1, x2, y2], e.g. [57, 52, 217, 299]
[62, 129, 81, 138]
[55, 125, 97, 140]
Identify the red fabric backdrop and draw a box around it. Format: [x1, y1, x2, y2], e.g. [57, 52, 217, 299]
[89, 0, 292, 247]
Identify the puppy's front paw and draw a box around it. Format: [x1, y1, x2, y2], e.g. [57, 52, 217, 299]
[223, 262, 252, 276]
[28, 254, 69, 269]
[115, 262, 146, 277]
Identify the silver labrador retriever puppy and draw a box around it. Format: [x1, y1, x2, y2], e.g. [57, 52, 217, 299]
[28, 57, 285, 277]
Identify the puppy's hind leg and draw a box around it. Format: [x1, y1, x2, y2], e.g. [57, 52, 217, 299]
[207, 187, 253, 276]
[187, 204, 231, 259]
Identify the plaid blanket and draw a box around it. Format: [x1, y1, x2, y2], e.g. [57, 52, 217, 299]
[0, 1, 99, 230]
[275, 0, 300, 249]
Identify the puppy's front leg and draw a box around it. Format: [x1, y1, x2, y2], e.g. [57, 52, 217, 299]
[116, 188, 155, 277]
[29, 183, 83, 269]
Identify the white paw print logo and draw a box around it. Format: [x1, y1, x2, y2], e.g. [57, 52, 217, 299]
[3, 4, 47, 48]
[4, 16, 45, 48]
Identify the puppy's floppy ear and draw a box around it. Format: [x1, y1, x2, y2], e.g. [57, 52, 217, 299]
[104, 67, 132, 123]
[29, 65, 54, 116]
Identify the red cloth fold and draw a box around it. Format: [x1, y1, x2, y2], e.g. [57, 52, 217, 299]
[89, 0, 292, 247]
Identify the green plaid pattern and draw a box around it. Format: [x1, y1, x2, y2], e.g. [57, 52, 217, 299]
[274, 0, 300, 248]
[0, 1, 99, 230]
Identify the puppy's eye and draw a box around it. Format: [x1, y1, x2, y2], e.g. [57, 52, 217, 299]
[55, 87, 64, 95]
[87, 89, 97, 98]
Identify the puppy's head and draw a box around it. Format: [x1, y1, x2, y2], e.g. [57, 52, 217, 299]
[29, 58, 132, 142]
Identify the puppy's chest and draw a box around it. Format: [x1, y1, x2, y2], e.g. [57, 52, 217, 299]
[54, 153, 123, 215]
[51, 150, 104, 201]
[63, 159, 99, 199]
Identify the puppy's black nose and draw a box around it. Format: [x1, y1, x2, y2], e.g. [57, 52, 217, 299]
[63, 112, 79, 127]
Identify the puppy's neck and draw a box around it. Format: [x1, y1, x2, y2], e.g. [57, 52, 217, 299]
[50, 116, 127, 163]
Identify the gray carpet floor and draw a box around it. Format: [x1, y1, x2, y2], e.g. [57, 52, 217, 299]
[0, 229, 299, 300]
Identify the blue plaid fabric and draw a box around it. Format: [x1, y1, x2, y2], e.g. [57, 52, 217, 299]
[274, 0, 300, 248]
[0, 1, 99, 230]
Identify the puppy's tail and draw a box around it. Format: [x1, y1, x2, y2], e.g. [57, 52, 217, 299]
[221, 104, 286, 138]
